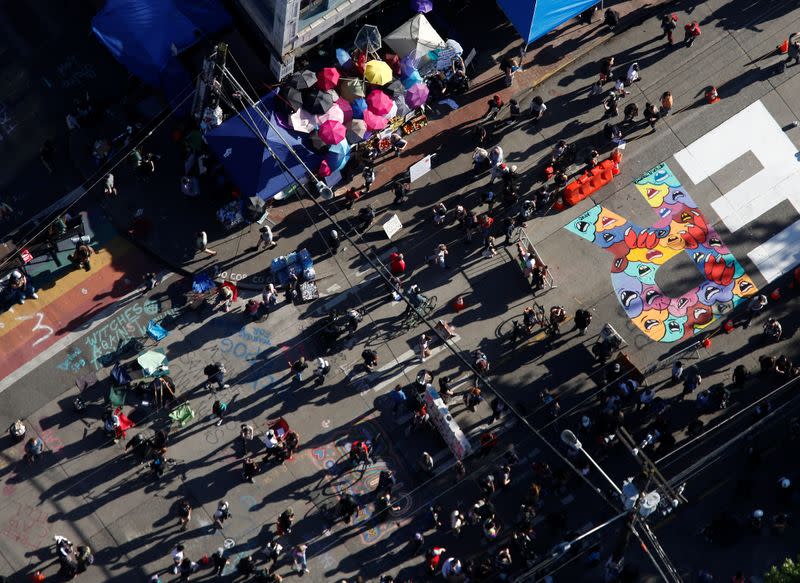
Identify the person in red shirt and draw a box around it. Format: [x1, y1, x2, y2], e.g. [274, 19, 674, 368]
[390, 252, 406, 275]
[426, 547, 446, 574]
[684, 21, 701, 47]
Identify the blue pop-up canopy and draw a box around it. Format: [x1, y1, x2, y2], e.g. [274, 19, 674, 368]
[497, 0, 600, 45]
[92, 0, 231, 86]
[205, 93, 319, 202]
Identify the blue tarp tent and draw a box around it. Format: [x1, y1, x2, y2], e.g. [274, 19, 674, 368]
[497, 0, 600, 46]
[204, 93, 319, 202]
[92, 0, 231, 86]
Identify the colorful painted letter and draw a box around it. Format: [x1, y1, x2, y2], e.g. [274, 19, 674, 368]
[564, 163, 757, 342]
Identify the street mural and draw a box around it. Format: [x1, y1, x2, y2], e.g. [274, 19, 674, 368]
[565, 162, 758, 342]
[309, 421, 412, 545]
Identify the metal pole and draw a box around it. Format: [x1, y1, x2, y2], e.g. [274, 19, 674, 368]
[581, 449, 622, 495]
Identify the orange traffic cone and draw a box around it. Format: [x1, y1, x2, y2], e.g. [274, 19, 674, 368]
[701, 337, 712, 349]
[770, 288, 781, 301]
[30, 572, 45, 583]
[723, 320, 734, 333]
[453, 295, 466, 312]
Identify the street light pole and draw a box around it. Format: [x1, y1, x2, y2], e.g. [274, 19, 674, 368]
[560, 429, 622, 495]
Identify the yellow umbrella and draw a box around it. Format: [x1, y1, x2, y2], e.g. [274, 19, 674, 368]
[364, 60, 393, 86]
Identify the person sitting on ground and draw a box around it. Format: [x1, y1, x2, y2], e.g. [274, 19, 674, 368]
[484, 95, 503, 120]
[362, 348, 378, 371]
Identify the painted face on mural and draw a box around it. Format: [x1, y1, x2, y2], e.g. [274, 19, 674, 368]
[635, 308, 669, 340]
[662, 314, 688, 342]
[596, 207, 627, 232]
[612, 272, 644, 317]
[641, 285, 671, 311]
[668, 290, 699, 317]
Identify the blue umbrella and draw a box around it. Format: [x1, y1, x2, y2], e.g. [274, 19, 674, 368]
[192, 273, 214, 293]
[351, 98, 368, 119]
[335, 48, 351, 66]
[400, 54, 417, 78]
[402, 70, 422, 89]
[326, 139, 350, 171]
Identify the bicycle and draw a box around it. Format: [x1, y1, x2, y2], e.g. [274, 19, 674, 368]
[401, 295, 437, 328]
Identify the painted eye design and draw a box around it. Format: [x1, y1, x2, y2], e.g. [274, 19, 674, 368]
[614, 257, 626, 270]
[677, 297, 690, 309]
[602, 232, 616, 243]
[638, 265, 652, 276]
[708, 237, 722, 247]
[644, 319, 661, 331]
[576, 221, 590, 233]
[620, 290, 639, 307]
[644, 289, 661, 304]
[738, 281, 753, 293]
[667, 320, 682, 333]
[692, 252, 704, 263]
[703, 286, 720, 302]
[693, 307, 708, 319]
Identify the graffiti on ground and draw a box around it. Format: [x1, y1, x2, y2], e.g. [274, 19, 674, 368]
[564, 162, 758, 342]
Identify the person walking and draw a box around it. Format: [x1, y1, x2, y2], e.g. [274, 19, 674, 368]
[292, 544, 309, 575]
[786, 35, 800, 67]
[604, 93, 619, 118]
[684, 21, 701, 47]
[177, 499, 192, 530]
[743, 293, 768, 328]
[362, 164, 376, 193]
[257, 226, 277, 250]
[195, 231, 217, 256]
[626, 62, 640, 85]
[574, 309, 592, 335]
[660, 13, 677, 45]
[643, 103, 660, 131]
[290, 357, 308, 382]
[264, 540, 283, 573]
[103, 173, 118, 196]
[419, 451, 434, 475]
[362, 348, 378, 370]
[660, 91, 673, 116]
[171, 544, 186, 574]
[419, 333, 432, 360]
[623, 102, 639, 124]
[390, 385, 407, 416]
[530, 96, 547, 122]
[212, 400, 227, 427]
[671, 360, 684, 383]
[599, 56, 615, 83]
[210, 548, 229, 577]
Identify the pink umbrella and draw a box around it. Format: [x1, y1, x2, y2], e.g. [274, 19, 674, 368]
[317, 67, 340, 91]
[318, 159, 332, 177]
[363, 110, 388, 131]
[316, 103, 344, 125]
[336, 98, 353, 123]
[318, 120, 346, 145]
[366, 89, 393, 116]
[405, 82, 430, 109]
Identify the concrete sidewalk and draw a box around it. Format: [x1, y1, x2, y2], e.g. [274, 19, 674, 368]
[99, 0, 672, 291]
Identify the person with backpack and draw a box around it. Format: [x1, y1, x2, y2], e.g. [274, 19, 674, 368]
[684, 21, 701, 47]
[213, 500, 231, 530]
[204, 362, 229, 392]
[660, 13, 677, 44]
[574, 309, 592, 335]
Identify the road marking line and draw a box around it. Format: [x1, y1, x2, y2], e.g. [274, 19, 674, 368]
[0, 272, 175, 394]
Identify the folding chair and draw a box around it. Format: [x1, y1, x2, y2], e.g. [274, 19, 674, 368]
[169, 404, 195, 426]
[108, 386, 126, 408]
[146, 320, 168, 343]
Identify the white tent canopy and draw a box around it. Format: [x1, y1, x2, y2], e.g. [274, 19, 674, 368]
[384, 14, 446, 64]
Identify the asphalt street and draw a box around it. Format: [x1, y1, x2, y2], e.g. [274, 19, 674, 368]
[2, 0, 800, 582]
